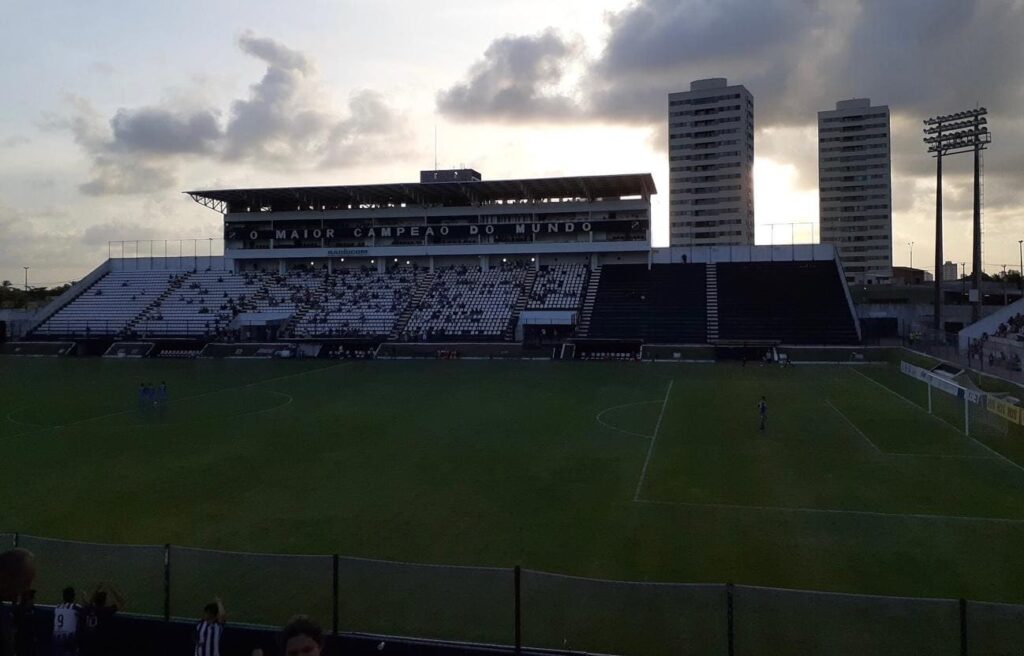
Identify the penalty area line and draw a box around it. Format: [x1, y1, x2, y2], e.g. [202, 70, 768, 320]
[825, 399, 882, 453]
[633, 379, 674, 502]
[850, 367, 1024, 476]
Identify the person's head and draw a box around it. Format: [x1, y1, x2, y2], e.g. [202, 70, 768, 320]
[0, 549, 36, 602]
[19, 588, 36, 606]
[62, 587, 76, 603]
[279, 616, 324, 656]
[203, 602, 220, 620]
[93, 590, 108, 607]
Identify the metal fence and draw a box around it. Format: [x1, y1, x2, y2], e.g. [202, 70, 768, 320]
[4, 532, 1024, 655]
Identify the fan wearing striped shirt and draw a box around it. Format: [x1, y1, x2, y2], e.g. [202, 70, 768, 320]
[194, 598, 225, 656]
[52, 587, 82, 656]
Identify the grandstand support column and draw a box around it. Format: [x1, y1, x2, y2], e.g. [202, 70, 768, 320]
[429, 256, 434, 273]
[278, 259, 286, 275]
[934, 152, 943, 331]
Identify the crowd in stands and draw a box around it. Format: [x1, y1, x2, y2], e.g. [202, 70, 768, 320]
[295, 267, 418, 337]
[0, 548, 326, 656]
[404, 265, 527, 340]
[527, 265, 587, 309]
[35, 264, 597, 343]
[993, 313, 1024, 339]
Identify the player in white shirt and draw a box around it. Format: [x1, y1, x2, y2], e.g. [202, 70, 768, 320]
[52, 587, 81, 656]
[193, 598, 225, 656]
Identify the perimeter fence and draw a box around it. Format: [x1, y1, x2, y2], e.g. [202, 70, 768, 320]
[4, 532, 1024, 655]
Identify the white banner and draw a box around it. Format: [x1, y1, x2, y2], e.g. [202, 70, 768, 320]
[899, 361, 985, 404]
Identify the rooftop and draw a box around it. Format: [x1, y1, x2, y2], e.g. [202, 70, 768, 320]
[186, 172, 656, 214]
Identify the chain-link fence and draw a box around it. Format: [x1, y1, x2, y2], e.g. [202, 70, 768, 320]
[6, 533, 1024, 654]
[17, 535, 166, 617]
[521, 571, 727, 656]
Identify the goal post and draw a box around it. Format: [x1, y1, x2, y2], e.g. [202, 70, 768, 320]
[900, 361, 1014, 439]
[900, 361, 983, 436]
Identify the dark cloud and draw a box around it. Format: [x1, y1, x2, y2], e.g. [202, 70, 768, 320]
[49, 32, 411, 196]
[439, 1, 1024, 131]
[598, 0, 825, 76]
[222, 37, 329, 162]
[436, 29, 583, 121]
[110, 107, 221, 155]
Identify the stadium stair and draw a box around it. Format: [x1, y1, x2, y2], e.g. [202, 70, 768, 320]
[505, 268, 537, 340]
[706, 264, 720, 341]
[576, 265, 602, 337]
[124, 271, 192, 335]
[282, 275, 332, 337]
[389, 271, 436, 340]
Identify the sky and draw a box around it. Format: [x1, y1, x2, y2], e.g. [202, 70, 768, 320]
[1, 0, 1023, 287]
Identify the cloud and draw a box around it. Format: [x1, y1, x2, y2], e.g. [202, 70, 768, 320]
[0, 135, 31, 148]
[237, 30, 310, 73]
[48, 32, 412, 196]
[436, 29, 584, 122]
[110, 107, 222, 155]
[321, 90, 412, 168]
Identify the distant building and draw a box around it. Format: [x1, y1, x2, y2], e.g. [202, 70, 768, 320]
[668, 78, 754, 247]
[942, 261, 959, 281]
[891, 266, 933, 285]
[818, 99, 892, 284]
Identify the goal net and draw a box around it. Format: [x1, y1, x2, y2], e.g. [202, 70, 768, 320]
[899, 361, 1015, 439]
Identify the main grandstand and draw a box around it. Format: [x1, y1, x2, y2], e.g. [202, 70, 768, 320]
[23, 168, 859, 354]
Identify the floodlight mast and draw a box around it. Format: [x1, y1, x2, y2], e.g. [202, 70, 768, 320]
[922, 107, 991, 330]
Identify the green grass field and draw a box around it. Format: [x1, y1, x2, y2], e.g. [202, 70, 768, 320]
[4, 355, 1024, 654]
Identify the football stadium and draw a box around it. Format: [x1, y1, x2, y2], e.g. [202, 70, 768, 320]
[5, 169, 1024, 655]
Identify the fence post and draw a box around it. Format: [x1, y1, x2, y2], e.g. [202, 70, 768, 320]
[727, 583, 735, 656]
[332, 554, 339, 637]
[960, 598, 968, 656]
[164, 544, 171, 623]
[514, 566, 522, 653]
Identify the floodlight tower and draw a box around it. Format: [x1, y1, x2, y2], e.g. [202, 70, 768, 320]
[923, 107, 990, 330]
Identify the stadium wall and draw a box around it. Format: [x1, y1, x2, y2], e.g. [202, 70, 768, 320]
[650, 243, 837, 264]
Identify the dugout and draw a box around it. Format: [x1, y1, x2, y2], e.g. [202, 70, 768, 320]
[571, 338, 642, 360]
[711, 340, 780, 362]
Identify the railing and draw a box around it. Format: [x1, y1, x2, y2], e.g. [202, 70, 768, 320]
[4, 532, 1024, 655]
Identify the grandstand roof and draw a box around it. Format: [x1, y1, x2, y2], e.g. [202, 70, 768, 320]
[185, 173, 656, 214]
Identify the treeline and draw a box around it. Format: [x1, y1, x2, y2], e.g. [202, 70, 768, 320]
[0, 281, 72, 309]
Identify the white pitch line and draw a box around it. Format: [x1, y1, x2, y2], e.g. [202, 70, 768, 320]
[825, 399, 882, 453]
[595, 400, 661, 439]
[633, 497, 1024, 526]
[633, 379, 674, 502]
[850, 367, 1024, 476]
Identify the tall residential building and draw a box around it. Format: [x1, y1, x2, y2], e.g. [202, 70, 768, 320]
[818, 98, 892, 284]
[942, 261, 959, 281]
[668, 78, 754, 247]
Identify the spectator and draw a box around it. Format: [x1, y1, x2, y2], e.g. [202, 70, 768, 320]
[14, 589, 37, 656]
[0, 550, 36, 656]
[194, 599, 225, 656]
[79, 585, 124, 656]
[52, 587, 81, 656]
[251, 616, 325, 656]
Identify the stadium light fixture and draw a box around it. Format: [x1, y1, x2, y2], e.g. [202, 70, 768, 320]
[922, 106, 991, 328]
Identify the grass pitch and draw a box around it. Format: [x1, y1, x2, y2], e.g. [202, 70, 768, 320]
[3, 355, 1024, 653]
